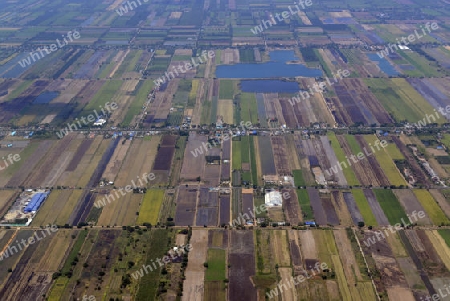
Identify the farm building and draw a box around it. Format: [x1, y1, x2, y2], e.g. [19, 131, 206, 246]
[265, 190, 282, 207]
[263, 175, 279, 184]
[24, 191, 50, 213]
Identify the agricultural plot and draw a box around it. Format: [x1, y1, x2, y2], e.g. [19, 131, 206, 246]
[393, 189, 431, 225]
[196, 188, 219, 226]
[365, 78, 442, 125]
[228, 231, 257, 301]
[373, 189, 408, 225]
[363, 135, 407, 186]
[257, 136, 276, 176]
[352, 189, 378, 226]
[327, 132, 359, 186]
[175, 186, 198, 226]
[413, 189, 450, 226]
[137, 189, 165, 225]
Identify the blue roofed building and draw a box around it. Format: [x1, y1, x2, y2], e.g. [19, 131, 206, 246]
[24, 191, 50, 213]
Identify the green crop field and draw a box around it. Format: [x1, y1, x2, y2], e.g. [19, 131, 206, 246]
[365, 78, 442, 124]
[363, 135, 407, 186]
[438, 229, 450, 247]
[296, 189, 313, 221]
[205, 249, 226, 281]
[83, 80, 122, 112]
[384, 140, 404, 160]
[135, 230, 170, 301]
[352, 189, 377, 226]
[241, 136, 250, 164]
[232, 140, 242, 170]
[373, 189, 408, 224]
[219, 80, 234, 99]
[293, 169, 306, 187]
[122, 80, 154, 126]
[413, 189, 450, 225]
[249, 136, 258, 184]
[137, 190, 165, 225]
[239, 93, 258, 124]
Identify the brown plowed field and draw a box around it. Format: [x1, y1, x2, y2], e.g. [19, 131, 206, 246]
[228, 231, 257, 301]
[283, 189, 301, 225]
[271, 136, 291, 176]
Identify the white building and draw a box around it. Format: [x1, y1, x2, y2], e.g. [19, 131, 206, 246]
[265, 191, 282, 207]
[93, 119, 106, 126]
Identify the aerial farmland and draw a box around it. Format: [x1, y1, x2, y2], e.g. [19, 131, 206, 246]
[1, 0, 450, 300]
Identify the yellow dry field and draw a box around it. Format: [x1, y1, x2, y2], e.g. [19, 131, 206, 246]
[386, 287, 415, 301]
[385, 232, 408, 257]
[37, 230, 77, 271]
[106, 0, 124, 10]
[17, 115, 35, 126]
[76, 137, 110, 187]
[426, 230, 450, 271]
[32, 189, 83, 226]
[0, 190, 17, 212]
[333, 230, 361, 284]
[170, 12, 182, 19]
[298, 230, 318, 260]
[42, 135, 86, 187]
[56, 190, 83, 225]
[56, 135, 103, 187]
[114, 136, 160, 187]
[331, 254, 352, 301]
[331, 192, 353, 226]
[278, 267, 297, 301]
[330, 10, 352, 17]
[97, 192, 143, 226]
[176, 233, 187, 245]
[182, 230, 208, 301]
[109, 49, 130, 78]
[175, 49, 192, 55]
[271, 230, 290, 267]
[318, 49, 334, 73]
[298, 11, 312, 25]
[429, 189, 450, 218]
[217, 99, 233, 124]
[102, 139, 132, 181]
